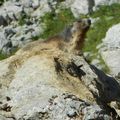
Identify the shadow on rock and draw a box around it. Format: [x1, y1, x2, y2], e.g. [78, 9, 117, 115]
[90, 65, 120, 104]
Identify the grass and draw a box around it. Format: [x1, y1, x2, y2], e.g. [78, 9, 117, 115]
[39, 8, 75, 39]
[0, 52, 8, 60]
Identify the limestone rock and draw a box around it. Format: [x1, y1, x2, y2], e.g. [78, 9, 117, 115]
[99, 23, 120, 75]
[0, 40, 120, 119]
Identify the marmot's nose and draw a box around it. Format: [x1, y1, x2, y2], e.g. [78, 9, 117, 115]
[87, 19, 91, 25]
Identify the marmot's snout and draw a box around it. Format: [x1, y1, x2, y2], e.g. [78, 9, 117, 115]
[81, 18, 91, 29]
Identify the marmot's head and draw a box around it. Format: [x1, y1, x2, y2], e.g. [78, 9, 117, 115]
[71, 19, 91, 37]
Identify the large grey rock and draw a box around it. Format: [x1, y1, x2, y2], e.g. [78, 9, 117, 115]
[99, 23, 120, 75]
[0, 40, 120, 119]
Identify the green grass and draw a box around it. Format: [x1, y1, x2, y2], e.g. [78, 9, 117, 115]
[0, 52, 8, 60]
[39, 8, 75, 39]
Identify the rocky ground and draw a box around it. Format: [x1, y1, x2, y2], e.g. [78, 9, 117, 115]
[0, 0, 120, 120]
[0, 40, 120, 120]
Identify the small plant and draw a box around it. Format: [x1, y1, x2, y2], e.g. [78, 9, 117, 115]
[0, 52, 8, 60]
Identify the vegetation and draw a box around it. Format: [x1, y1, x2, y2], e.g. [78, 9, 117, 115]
[83, 3, 120, 73]
[39, 8, 75, 39]
[84, 3, 120, 58]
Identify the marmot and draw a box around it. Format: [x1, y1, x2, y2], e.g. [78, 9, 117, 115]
[22, 18, 91, 54]
[43, 18, 91, 54]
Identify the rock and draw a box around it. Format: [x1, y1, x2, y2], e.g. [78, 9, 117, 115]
[99, 23, 120, 75]
[32, 0, 40, 9]
[60, 0, 74, 8]
[31, 0, 51, 18]
[0, 1, 23, 25]
[91, 59, 104, 70]
[63, 0, 120, 17]
[0, 15, 8, 26]
[0, 40, 120, 119]
[83, 105, 111, 120]
[71, 0, 95, 17]
[0, 23, 44, 54]
[94, 0, 120, 6]
[100, 50, 120, 75]
[100, 23, 120, 51]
